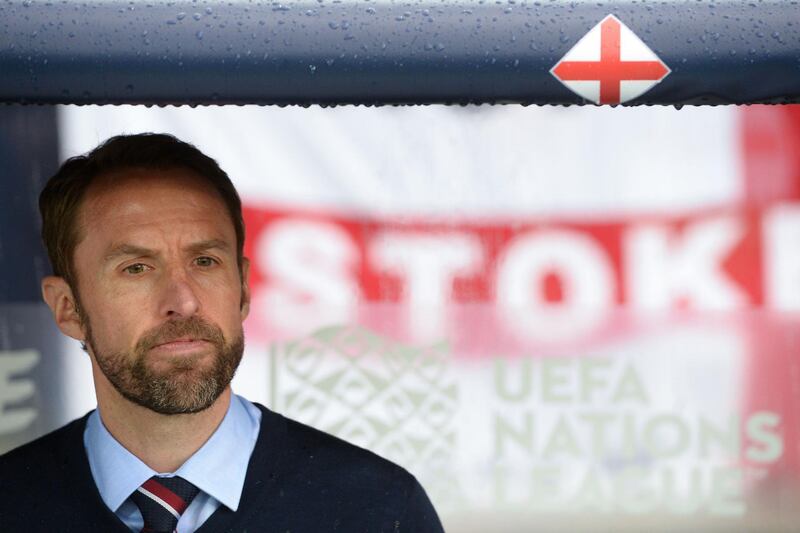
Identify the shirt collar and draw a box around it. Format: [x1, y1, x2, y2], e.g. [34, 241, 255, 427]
[84, 394, 261, 513]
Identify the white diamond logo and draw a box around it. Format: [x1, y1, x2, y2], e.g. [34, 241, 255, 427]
[550, 15, 671, 105]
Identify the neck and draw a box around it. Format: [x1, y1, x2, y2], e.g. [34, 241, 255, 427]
[93, 370, 231, 473]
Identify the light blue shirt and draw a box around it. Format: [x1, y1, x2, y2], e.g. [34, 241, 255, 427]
[83, 394, 262, 532]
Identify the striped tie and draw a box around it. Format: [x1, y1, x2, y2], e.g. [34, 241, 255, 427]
[130, 476, 200, 533]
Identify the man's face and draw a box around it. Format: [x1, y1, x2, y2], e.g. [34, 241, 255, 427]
[70, 167, 249, 415]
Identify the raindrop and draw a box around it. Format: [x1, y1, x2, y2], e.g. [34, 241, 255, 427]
[177, 12, 186, 20]
[328, 21, 339, 29]
[435, 43, 445, 51]
[366, 7, 375, 14]
[195, 30, 203, 40]
[309, 64, 316, 73]
[204, 7, 213, 15]
[325, 58, 334, 66]
[193, 13, 202, 20]
[513, 58, 519, 67]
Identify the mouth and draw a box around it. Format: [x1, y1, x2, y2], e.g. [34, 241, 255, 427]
[150, 338, 212, 354]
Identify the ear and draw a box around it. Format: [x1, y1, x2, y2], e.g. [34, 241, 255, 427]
[239, 257, 251, 321]
[41, 276, 86, 342]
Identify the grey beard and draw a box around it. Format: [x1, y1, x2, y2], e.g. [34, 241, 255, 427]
[86, 315, 244, 415]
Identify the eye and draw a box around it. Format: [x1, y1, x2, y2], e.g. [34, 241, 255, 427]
[195, 256, 218, 267]
[123, 263, 149, 275]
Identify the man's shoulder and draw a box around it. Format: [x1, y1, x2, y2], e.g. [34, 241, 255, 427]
[246, 404, 444, 532]
[260, 403, 412, 482]
[0, 412, 91, 478]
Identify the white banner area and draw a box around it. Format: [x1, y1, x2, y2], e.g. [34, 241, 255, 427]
[3, 104, 791, 531]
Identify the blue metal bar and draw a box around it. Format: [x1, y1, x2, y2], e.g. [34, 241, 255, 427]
[0, 1, 798, 105]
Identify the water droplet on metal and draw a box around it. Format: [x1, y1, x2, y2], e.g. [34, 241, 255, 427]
[309, 64, 316, 73]
[195, 30, 203, 40]
[328, 21, 339, 29]
[193, 13, 202, 21]
[177, 12, 186, 20]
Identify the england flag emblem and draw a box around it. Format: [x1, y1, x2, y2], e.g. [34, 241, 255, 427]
[551, 15, 671, 105]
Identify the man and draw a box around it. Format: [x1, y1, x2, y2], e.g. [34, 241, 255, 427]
[0, 133, 444, 532]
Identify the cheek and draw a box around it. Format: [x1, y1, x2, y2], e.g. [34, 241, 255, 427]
[83, 293, 145, 349]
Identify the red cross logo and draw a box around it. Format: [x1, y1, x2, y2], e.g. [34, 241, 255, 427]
[551, 15, 670, 105]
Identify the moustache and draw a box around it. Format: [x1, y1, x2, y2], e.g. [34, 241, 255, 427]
[135, 316, 225, 353]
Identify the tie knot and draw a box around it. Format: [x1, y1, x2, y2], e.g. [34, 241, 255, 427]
[130, 476, 200, 533]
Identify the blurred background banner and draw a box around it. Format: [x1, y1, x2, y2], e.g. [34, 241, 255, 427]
[1, 103, 799, 532]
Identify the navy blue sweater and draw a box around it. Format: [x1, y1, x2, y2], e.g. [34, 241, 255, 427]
[0, 404, 444, 533]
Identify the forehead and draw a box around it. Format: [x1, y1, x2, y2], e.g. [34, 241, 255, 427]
[77, 167, 235, 244]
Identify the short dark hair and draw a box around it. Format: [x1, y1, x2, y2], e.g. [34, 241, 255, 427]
[39, 133, 245, 290]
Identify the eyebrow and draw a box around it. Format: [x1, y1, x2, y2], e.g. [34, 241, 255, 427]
[103, 244, 154, 263]
[103, 239, 232, 264]
[185, 239, 231, 256]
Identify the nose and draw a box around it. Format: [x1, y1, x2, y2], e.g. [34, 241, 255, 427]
[158, 267, 201, 318]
